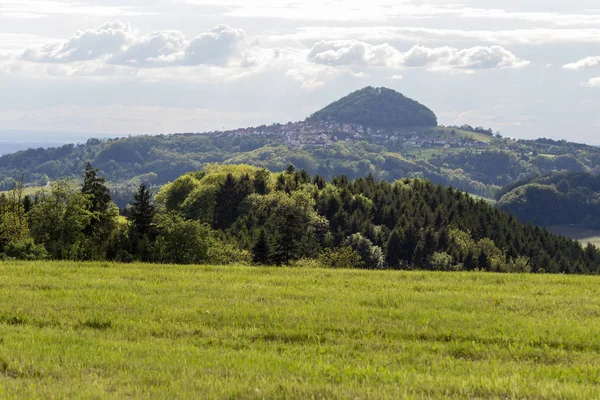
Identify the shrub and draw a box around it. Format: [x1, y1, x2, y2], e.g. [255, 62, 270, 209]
[208, 242, 251, 265]
[343, 233, 385, 269]
[3, 239, 48, 261]
[430, 252, 462, 271]
[502, 256, 532, 273]
[318, 246, 362, 269]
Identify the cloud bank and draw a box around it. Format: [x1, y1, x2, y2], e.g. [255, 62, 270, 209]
[21, 22, 247, 68]
[307, 40, 529, 71]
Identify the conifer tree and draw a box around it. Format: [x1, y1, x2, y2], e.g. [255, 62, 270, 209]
[385, 228, 404, 268]
[129, 183, 156, 238]
[252, 229, 272, 265]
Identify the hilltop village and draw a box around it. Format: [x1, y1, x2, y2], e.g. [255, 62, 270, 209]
[196, 121, 491, 150]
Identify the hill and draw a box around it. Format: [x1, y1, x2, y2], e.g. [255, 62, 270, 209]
[307, 86, 438, 128]
[1, 261, 599, 398]
[1, 91, 600, 205]
[497, 171, 600, 228]
[5, 161, 598, 275]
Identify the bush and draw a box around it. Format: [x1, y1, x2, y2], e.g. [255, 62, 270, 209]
[429, 252, 462, 271]
[343, 233, 385, 269]
[154, 214, 214, 264]
[3, 239, 48, 260]
[318, 246, 362, 269]
[501, 256, 532, 273]
[208, 242, 251, 265]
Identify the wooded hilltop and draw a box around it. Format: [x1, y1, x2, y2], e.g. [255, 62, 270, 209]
[1, 163, 598, 274]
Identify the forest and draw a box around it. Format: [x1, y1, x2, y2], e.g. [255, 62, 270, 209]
[497, 171, 600, 228]
[307, 86, 438, 128]
[1, 130, 599, 207]
[1, 163, 598, 274]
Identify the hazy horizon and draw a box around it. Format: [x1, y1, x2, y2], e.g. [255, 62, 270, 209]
[1, 0, 599, 144]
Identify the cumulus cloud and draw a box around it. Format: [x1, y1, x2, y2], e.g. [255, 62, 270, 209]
[563, 56, 600, 70]
[22, 21, 134, 63]
[307, 40, 528, 71]
[307, 40, 401, 67]
[182, 25, 245, 66]
[109, 30, 186, 67]
[21, 21, 246, 68]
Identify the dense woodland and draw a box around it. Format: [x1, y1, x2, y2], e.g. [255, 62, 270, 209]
[1, 129, 599, 208]
[1, 163, 598, 274]
[498, 171, 600, 228]
[2, 87, 599, 209]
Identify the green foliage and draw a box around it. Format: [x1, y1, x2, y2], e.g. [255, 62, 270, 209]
[429, 252, 461, 271]
[28, 181, 92, 259]
[252, 229, 272, 265]
[2, 238, 47, 260]
[498, 171, 600, 228]
[3, 163, 600, 274]
[307, 86, 438, 128]
[128, 183, 156, 239]
[317, 246, 362, 269]
[80, 163, 119, 260]
[153, 213, 215, 265]
[344, 233, 385, 270]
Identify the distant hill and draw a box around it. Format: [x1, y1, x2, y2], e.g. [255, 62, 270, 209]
[307, 87, 438, 129]
[497, 172, 600, 228]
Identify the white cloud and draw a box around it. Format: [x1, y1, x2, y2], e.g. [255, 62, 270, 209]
[583, 77, 600, 87]
[182, 25, 245, 66]
[307, 41, 528, 71]
[563, 56, 600, 70]
[307, 40, 401, 67]
[109, 30, 186, 67]
[22, 21, 134, 63]
[20, 21, 247, 68]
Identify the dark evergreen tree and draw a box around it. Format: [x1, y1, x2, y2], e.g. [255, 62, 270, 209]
[385, 228, 404, 268]
[129, 183, 156, 238]
[22, 195, 33, 214]
[82, 162, 111, 218]
[252, 229, 272, 265]
[213, 174, 239, 230]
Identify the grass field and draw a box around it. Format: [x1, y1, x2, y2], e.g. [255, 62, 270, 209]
[0, 262, 599, 398]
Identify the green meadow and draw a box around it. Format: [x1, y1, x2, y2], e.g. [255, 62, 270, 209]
[0, 261, 599, 399]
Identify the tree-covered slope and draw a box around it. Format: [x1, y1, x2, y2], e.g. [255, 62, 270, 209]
[497, 171, 600, 228]
[156, 165, 599, 274]
[307, 87, 438, 128]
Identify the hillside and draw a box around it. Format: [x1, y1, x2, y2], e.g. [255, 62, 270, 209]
[1, 91, 600, 206]
[1, 261, 599, 398]
[307, 86, 438, 128]
[497, 171, 600, 228]
[2, 162, 599, 273]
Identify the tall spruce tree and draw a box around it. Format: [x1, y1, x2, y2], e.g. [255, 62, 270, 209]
[81, 162, 117, 258]
[129, 183, 156, 238]
[252, 229, 272, 265]
[385, 228, 404, 268]
[213, 174, 240, 230]
[82, 162, 111, 218]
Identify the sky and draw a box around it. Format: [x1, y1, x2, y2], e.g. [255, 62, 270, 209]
[0, 0, 599, 143]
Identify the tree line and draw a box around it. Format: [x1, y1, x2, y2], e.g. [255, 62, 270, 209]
[1, 163, 599, 274]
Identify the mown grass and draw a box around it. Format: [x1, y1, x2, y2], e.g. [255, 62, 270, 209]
[0, 261, 599, 399]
